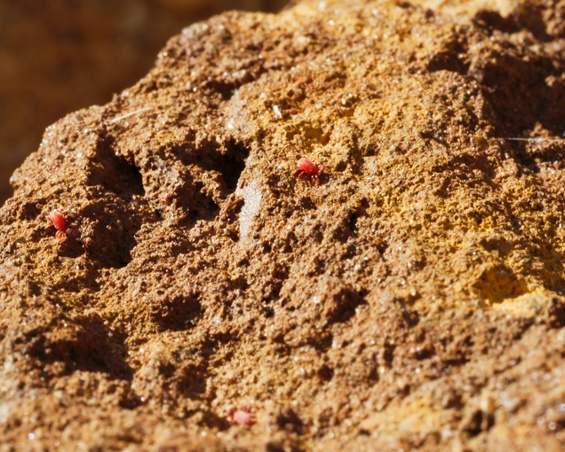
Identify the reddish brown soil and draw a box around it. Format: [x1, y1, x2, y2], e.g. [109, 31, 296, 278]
[1, 0, 565, 450]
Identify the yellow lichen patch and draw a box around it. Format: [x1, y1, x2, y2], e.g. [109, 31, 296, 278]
[472, 263, 529, 305]
[359, 394, 452, 439]
[491, 288, 556, 318]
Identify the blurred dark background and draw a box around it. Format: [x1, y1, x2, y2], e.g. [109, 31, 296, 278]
[0, 0, 287, 205]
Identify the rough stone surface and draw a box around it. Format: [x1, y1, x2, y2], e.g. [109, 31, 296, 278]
[1, 0, 565, 450]
[0, 0, 286, 205]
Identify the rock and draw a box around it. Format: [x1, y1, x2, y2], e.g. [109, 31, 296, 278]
[1, 0, 564, 449]
[0, 0, 286, 204]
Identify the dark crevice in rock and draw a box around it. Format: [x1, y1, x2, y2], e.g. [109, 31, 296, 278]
[150, 292, 203, 331]
[79, 199, 143, 269]
[472, 50, 564, 138]
[87, 132, 145, 200]
[218, 139, 251, 191]
[26, 315, 132, 379]
[427, 34, 470, 75]
[181, 138, 250, 193]
[325, 288, 368, 325]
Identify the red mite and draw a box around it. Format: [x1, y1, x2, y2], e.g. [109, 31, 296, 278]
[47, 210, 76, 240]
[226, 407, 256, 427]
[294, 156, 327, 183]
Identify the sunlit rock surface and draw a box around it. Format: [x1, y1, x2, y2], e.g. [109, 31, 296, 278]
[1, 0, 564, 449]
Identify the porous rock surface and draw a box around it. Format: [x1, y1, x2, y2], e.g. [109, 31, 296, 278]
[1, 0, 565, 450]
[0, 0, 286, 204]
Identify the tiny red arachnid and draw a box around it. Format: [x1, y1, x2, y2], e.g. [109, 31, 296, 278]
[47, 209, 77, 240]
[226, 407, 257, 427]
[294, 156, 327, 183]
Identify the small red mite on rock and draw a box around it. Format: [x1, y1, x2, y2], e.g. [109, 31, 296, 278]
[226, 407, 256, 427]
[47, 210, 77, 240]
[295, 156, 327, 183]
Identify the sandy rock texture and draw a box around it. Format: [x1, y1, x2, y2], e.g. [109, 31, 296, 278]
[0, 0, 286, 205]
[1, 0, 565, 450]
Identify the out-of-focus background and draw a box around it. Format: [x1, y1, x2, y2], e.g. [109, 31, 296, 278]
[0, 0, 287, 205]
